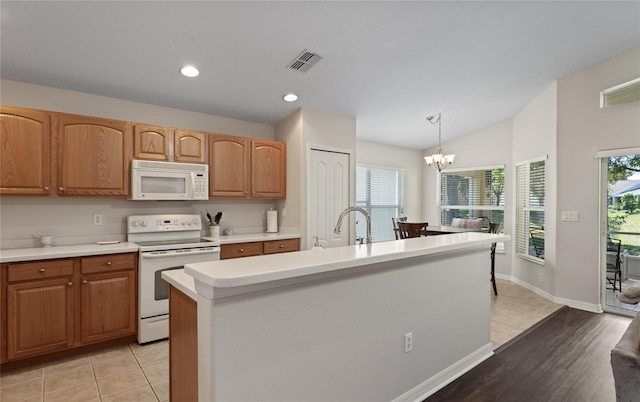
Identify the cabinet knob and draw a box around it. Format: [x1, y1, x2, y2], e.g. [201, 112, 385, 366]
[280, 244, 284, 248]
[106, 261, 112, 266]
[44, 186, 50, 191]
[239, 248, 244, 252]
[59, 187, 64, 192]
[82, 280, 88, 285]
[67, 282, 73, 287]
[244, 191, 248, 194]
[39, 268, 45, 273]
[252, 191, 256, 195]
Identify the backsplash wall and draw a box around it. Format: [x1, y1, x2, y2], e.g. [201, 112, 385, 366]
[0, 197, 278, 249]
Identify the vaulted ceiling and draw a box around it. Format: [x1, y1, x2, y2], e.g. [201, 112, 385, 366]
[1, 1, 638, 149]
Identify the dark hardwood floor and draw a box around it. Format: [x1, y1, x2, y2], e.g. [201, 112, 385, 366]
[426, 307, 633, 402]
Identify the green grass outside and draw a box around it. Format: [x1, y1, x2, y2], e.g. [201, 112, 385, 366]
[608, 211, 640, 256]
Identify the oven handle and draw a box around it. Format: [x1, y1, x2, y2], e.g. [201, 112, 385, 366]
[140, 249, 220, 259]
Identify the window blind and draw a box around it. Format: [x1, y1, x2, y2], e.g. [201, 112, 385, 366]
[515, 158, 546, 261]
[439, 167, 505, 229]
[356, 165, 405, 243]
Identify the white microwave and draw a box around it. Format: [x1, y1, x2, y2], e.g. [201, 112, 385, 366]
[130, 160, 209, 200]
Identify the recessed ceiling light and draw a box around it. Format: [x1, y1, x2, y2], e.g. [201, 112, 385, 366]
[283, 93, 298, 102]
[180, 65, 199, 78]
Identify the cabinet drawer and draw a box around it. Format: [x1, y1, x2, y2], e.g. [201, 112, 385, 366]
[220, 242, 263, 260]
[263, 238, 300, 255]
[7, 259, 74, 282]
[81, 253, 136, 274]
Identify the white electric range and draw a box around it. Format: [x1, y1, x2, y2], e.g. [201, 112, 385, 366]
[127, 214, 220, 343]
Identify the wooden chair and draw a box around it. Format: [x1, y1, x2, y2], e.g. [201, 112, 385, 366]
[392, 217, 407, 240]
[397, 221, 428, 239]
[607, 238, 622, 292]
[488, 222, 501, 295]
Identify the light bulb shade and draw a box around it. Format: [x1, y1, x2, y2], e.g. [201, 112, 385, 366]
[445, 154, 455, 163]
[424, 156, 434, 164]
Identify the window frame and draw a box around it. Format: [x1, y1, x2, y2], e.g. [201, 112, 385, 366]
[515, 155, 547, 265]
[437, 164, 506, 222]
[355, 164, 406, 243]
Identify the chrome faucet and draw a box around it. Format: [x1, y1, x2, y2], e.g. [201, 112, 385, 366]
[333, 206, 372, 245]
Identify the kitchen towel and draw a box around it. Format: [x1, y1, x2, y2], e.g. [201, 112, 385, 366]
[266, 210, 278, 233]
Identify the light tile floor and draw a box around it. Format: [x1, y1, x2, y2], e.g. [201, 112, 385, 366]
[1, 279, 563, 401]
[490, 279, 564, 349]
[0, 340, 169, 402]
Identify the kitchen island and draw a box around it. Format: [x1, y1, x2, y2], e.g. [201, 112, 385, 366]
[163, 232, 509, 401]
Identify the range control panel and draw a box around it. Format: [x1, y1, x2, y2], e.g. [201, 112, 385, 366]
[127, 214, 202, 233]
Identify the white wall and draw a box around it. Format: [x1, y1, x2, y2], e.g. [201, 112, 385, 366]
[422, 119, 514, 277]
[356, 140, 424, 222]
[555, 47, 640, 308]
[422, 47, 640, 310]
[511, 82, 558, 295]
[0, 80, 273, 139]
[274, 109, 303, 231]
[275, 108, 357, 249]
[0, 80, 279, 249]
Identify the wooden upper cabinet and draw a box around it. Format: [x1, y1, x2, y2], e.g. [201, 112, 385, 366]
[209, 134, 250, 197]
[175, 130, 207, 163]
[134, 126, 206, 164]
[0, 106, 51, 195]
[134, 125, 173, 161]
[53, 114, 132, 196]
[251, 139, 286, 199]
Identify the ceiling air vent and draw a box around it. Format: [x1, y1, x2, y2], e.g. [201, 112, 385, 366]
[287, 50, 322, 72]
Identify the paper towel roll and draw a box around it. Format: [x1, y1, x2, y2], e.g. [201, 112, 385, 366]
[266, 210, 278, 233]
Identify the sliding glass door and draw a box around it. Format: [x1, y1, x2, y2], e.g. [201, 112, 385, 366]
[601, 152, 640, 314]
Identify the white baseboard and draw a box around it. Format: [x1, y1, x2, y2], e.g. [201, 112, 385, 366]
[508, 276, 602, 313]
[393, 343, 494, 402]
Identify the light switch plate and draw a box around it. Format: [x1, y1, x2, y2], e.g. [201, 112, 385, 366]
[561, 211, 579, 222]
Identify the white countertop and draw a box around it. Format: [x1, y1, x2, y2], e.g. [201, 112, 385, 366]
[0, 242, 140, 263]
[184, 232, 509, 290]
[205, 231, 300, 244]
[162, 269, 197, 300]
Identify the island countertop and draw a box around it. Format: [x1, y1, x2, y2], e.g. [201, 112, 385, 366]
[184, 232, 508, 291]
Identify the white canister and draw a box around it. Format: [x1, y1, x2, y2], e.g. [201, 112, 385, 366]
[209, 224, 220, 240]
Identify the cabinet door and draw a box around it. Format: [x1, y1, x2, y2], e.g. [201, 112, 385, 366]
[0, 106, 51, 195]
[53, 114, 132, 196]
[7, 278, 74, 360]
[251, 140, 286, 199]
[209, 134, 250, 197]
[134, 125, 173, 161]
[81, 270, 136, 344]
[175, 130, 206, 163]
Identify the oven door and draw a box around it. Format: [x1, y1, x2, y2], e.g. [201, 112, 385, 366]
[139, 247, 220, 319]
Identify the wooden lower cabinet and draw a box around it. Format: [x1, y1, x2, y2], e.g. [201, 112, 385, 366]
[81, 270, 136, 345]
[7, 277, 74, 361]
[1, 252, 137, 364]
[220, 238, 300, 260]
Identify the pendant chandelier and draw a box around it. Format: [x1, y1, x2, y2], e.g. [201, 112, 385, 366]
[424, 113, 455, 171]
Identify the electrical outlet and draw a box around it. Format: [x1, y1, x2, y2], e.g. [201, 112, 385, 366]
[93, 213, 103, 226]
[404, 333, 413, 353]
[538, 272, 544, 282]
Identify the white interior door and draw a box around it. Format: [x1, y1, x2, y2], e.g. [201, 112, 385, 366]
[308, 149, 350, 249]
